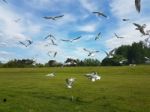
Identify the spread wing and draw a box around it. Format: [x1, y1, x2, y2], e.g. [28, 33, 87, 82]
[135, 0, 141, 13]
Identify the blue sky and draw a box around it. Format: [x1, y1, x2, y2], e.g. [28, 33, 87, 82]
[0, 0, 150, 63]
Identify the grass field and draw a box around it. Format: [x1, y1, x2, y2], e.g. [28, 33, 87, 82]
[0, 66, 150, 112]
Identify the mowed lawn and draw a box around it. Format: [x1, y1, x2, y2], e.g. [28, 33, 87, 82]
[0, 66, 150, 112]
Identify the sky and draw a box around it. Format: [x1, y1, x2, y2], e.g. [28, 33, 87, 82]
[0, 0, 150, 63]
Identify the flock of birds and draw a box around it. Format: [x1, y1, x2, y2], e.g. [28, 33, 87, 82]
[46, 72, 101, 89]
[1, 0, 150, 61]
[1, 0, 150, 89]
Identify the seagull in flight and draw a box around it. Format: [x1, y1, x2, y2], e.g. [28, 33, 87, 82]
[133, 23, 147, 35]
[103, 48, 116, 58]
[61, 36, 81, 43]
[93, 11, 108, 18]
[43, 15, 64, 21]
[50, 39, 57, 46]
[48, 51, 57, 58]
[83, 48, 99, 57]
[122, 19, 130, 21]
[95, 32, 101, 40]
[85, 72, 101, 82]
[135, 0, 141, 13]
[114, 33, 125, 38]
[65, 78, 76, 88]
[19, 40, 33, 47]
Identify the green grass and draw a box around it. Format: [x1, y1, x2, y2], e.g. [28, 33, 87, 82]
[0, 66, 150, 112]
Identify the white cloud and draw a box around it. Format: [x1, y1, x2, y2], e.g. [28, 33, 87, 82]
[79, 0, 99, 12]
[77, 23, 97, 32]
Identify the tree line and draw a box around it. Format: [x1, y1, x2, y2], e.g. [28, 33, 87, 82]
[0, 41, 150, 68]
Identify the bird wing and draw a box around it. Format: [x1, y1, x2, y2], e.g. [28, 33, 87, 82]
[61, 39, 71, 42]
[92, 12, 99, 14]
[50, 39, 57, 45]
[135, 0, 141, 13]
[114, 33, 119, 38]
[54, 52, 57, 57]
[83, 48, 90, 53]
[19, 41, 27, 47]
[140, 29, 146, 35]
[114, 33, 124, 38]
[133, 23, 141, 28]
[72, 36, 81, 41]
[27, 40, 33, 44]
[95, 32, 101, 40]
[54, 15, 64, 19]
[109, 48, 116, 55]
[43, 16, 55, 20]
[100, 13, 107, 18]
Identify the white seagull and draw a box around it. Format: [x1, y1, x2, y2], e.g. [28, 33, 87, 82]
[65, 78, 76, 88]
[85, 72, 101, 82]
[83, 48, 99, 57]
[103, 48, 116, 58]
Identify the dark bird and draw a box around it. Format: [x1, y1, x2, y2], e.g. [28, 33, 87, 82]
[64, 58, 77, 66]
[43, 15, 64, 20]
[48, 51, 57, 58]
[19, 41, 28, 47]
[95, 32, 101, 40]
[122, 19, 130, 21]
[83, 48, 99, 57]
[44, 34, 56, 40]
[27, 40, 33, 45]
[103, 48, 116, 58]
[135, 0, 141, 13]
[50, 39, 57, 46]
[93, 11, 107, 18]
[133, 23, 146, 35]
[61, 36, 81, 42]
[114, 33, 125, 38]
[19, 40, 33, 47]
